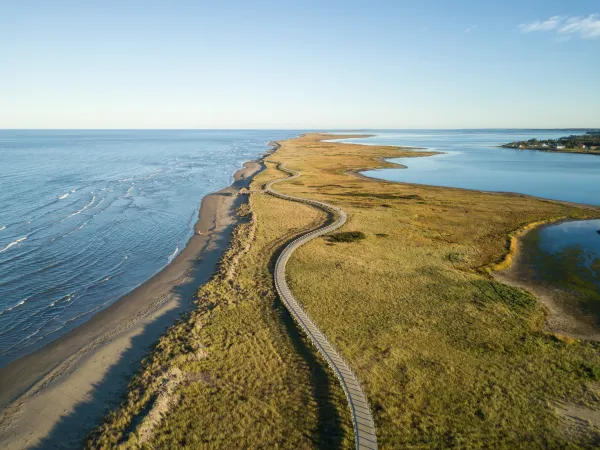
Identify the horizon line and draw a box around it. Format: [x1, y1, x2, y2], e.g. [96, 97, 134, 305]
[0, 127, 598, 131]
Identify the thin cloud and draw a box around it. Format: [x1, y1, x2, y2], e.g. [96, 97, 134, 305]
[519, 15, 563, 32]
[559, 14, 600, 39]
[464, 25, 478, 33]
[519, 14, 600, 39]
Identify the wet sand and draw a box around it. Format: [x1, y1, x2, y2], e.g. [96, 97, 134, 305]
[0, 160, 264, 449]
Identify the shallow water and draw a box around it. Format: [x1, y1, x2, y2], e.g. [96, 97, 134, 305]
[0, 130, 299, 366]
[333, 130, 600, 206]
[519, 219, 600, 322]
[536, 220, 600, 276]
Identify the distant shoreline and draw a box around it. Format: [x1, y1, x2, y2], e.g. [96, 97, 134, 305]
[499, 145, 600, 156]
[501, 131, 600, 156]
[341, 133, 600, 208]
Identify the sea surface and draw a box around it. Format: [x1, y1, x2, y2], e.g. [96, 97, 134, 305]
[0, 130, 298, 366]
[332, 130, 600, 206]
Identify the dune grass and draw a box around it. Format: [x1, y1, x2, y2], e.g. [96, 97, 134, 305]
[85, 162, 353, 449]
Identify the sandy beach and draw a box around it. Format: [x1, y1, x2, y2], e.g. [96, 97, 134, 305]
[0, 159, 264, 449]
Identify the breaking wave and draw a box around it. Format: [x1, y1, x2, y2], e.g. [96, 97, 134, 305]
[0, 236, 28, 253]
[0, 300, 26, 316]
[167, 246, 179, 264]
[62, 195, 96, 221]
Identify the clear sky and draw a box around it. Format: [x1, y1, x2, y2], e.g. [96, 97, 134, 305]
[1, 0, 599, 129]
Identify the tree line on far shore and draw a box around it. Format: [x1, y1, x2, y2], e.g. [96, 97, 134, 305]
[502, 131, 600, 151]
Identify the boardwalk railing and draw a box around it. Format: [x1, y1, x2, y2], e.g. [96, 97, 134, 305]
[264, 161, 378, 450]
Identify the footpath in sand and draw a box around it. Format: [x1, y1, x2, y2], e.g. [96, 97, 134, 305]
[0, 161, 263, 449]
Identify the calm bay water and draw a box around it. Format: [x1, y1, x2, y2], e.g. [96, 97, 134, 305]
[536, 219, 600, 276]
[334, 130, 600, 206]
[0, 130, 298, 366]
[520, 219, 600, 322]
[334, 130, 600, 320]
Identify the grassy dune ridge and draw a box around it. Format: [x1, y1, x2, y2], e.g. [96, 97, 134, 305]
[86, 161, 353, 449]
[88, 133, 600, 449]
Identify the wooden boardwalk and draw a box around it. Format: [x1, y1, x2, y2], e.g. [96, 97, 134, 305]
[265, 162, 378, 450]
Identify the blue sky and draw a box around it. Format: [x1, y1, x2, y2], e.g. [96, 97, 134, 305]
[1, 0, 599, 129]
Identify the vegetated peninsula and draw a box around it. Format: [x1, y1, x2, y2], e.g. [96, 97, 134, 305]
[87, 133, 600, 449]
[502, 130, 600, 154]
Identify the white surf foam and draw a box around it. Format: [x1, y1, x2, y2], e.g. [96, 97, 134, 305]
[8, 300, 25, 310]
[141, 170, 162, 181]
[167, 246, 179, 264]
[63, 221, 88, 237]
[50, 294, 74, 307]
[0, 236, 27, 253]
[0, 299, 26, 316]
[62, 195, 96, 221]
[0, 225, 5, 232]
[58, 193, 69, 200]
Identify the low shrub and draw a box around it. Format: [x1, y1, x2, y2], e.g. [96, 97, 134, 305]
[327, 231, 366, 243]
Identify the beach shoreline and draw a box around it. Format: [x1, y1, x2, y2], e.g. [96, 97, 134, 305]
[0, 157, 267, 448]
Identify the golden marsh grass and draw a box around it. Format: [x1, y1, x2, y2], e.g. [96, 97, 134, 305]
[89, 133, 600, 449]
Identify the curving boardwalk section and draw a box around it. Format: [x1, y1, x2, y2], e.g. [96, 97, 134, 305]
[264, 161, 378, 450]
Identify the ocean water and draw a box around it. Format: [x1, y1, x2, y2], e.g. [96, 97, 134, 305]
[0, 130, 298, 366]
[332, 130, 600, 206]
